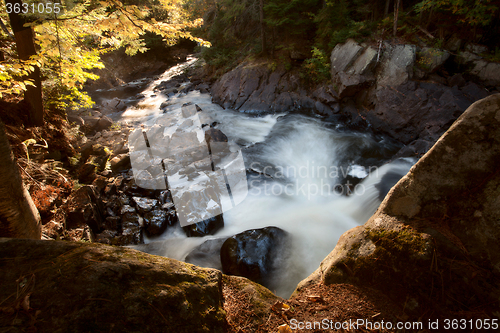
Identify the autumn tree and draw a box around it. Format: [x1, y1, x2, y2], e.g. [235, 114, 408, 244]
[5, 0, 43, 126]
[1, 0, 207, 112]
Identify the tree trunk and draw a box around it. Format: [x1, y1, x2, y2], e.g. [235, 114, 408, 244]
[384, 0, 390, 18]
[0, 121, 41, 239]
[393, 0, 401, 37]
[259, 0, 266, 55]
[6, 0, 44, 127]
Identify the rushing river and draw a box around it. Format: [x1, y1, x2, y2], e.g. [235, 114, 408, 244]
[101, 57, 414, 297]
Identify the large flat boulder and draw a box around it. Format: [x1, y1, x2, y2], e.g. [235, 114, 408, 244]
[295, 94, 500, 318]
[0, 239, 227, 333]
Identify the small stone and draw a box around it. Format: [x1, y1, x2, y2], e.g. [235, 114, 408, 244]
[132, 197, 159, 214]
[143, 210, 168, 236]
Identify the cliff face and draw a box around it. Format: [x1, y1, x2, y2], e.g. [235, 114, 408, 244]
[295, 94, 500, 317]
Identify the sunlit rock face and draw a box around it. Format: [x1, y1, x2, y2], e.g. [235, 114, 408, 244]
[296, 94, 500, 318]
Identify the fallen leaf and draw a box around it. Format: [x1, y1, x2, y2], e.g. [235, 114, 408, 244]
[277, 324, 292, 333]
[271, 301, 290, 313]
[307, 295, 323, 302]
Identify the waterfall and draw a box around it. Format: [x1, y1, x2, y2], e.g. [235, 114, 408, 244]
[114, 58, 414, 297]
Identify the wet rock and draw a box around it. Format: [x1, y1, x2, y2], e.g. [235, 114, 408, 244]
[143, 209, 171, 236]
[394, 139, 434, 158]
[337, 72, 374, 98]
[220, 227, 289, 285]
[158, 190, 173, 204]
[460, 82, 489, 101]
[120, 212, 142, 244]
[101, 97, 127, 112]
[211, 63, 297, 113]
[183, 215, 224, 237]
[196, 83, 210, 93]
[312, 85, 338, 106]
[95, 229, 117, 244]
[65, 185, 105, 234]
[104, 216, 121, 230]
[162, 202, 175, 212]
[204, 128, 228, 144]
[120, 204, 136, 215]
[132, 196, 158, 214]
[367, 81, 473, 144]
[185, 238, 228, 270]
[160, 100, 171, 109]
[314, 101, 335, 116]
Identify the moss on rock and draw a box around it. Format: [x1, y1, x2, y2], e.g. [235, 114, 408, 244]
[0, 238, 227, 333]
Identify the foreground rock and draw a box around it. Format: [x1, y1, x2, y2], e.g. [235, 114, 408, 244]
[0, 238, 227, 332]
[295, 94, 500, 318]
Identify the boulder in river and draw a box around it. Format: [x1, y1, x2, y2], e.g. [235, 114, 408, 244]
[143, 209, 173, 236]
[220, 227, 289, 286]
[185, 237, 228, 270]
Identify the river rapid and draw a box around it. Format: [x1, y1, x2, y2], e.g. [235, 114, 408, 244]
[99, 57, 415, 297]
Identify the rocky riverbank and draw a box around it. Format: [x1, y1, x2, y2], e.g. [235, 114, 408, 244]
[13, 37, 498, 330]
[4, 93, 498, 332]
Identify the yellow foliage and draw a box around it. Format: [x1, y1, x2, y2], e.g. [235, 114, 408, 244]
[0, 0, 209, 107]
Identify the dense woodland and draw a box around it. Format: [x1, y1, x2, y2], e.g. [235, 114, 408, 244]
[1, 0, 500, 118]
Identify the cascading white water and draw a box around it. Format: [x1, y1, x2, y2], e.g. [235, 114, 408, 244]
[112, 58, 415, 297]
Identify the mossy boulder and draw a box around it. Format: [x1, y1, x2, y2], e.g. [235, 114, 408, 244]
[295, 94, 500, 318]
[0, 239, 227, 333]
